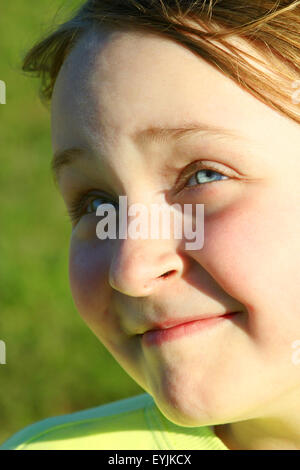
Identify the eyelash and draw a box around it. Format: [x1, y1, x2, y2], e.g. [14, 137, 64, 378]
[66, 161, 231, 224]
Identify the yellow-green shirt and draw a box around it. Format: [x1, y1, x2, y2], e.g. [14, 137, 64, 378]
[0, 393, 228, 450]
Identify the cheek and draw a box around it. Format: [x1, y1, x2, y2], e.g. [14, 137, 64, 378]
[192, 191, 300, 313]
[69, 238, 113, 331]
[68, 236, 146, 388]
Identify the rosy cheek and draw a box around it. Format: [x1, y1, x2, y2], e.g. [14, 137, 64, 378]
[190, 202, 260, 303]
[69, 239, 135, 357]
[69, 239, 111, 325]
[193, 193, 298, 314]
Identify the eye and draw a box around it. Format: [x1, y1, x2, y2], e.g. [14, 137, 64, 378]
[175, 161, 231, 195]
[67, 191, 118, 224]
[86, 197, 112, 214]
[186, 169, 229, 187]
[67, 163, 232, 224]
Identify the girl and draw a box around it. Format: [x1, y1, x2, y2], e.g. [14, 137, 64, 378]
[2, 0, 300, 450]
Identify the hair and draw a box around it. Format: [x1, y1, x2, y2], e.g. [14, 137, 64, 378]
[21, 0, 300, 124]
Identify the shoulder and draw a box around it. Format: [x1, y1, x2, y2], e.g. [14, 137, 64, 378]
[0, 393, 155, 450]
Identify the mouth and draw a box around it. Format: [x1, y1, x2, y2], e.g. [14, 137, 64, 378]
[141, 312, 241, 347]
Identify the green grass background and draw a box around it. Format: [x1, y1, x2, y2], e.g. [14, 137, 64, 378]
[0, 0, 143, 445]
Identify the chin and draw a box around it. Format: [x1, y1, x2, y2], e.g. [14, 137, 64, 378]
[150, 378, 244, 428]
[154, 397, 215, 427]
[150, 384, 218, 427]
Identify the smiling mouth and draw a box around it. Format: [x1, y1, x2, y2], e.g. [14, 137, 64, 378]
[141, 312, 241, 346]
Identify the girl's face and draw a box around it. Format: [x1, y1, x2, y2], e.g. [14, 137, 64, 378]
[51, 26, 300, 427]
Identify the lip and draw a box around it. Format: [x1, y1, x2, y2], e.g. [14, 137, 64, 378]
[141, 312, 240, 347]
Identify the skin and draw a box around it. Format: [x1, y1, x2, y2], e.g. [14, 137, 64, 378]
[51, 25, 300, 450]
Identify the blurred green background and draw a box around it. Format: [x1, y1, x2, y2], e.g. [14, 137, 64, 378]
[0, 0, 143, 445]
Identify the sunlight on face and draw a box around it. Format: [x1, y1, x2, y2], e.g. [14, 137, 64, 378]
[51, 25, 300, 427]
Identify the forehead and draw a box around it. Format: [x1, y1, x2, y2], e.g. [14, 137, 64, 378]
[50, 24, 292, 154]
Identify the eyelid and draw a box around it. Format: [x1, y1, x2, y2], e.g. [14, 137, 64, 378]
[67, 189, 114, 223]
[174, 160, 233, 193]
[67, 160, 235, 224]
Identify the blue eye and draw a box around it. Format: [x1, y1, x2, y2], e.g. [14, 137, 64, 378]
[68, 193, 118, 224]
[67, 166, 230, 225]
[186, 169, 229, 188]
[86, 197, 113, 214]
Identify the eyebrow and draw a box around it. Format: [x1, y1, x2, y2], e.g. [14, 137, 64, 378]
[131, 122, 245, 145]
[52, 122, 247, 182]
[52, 147, 89, 183]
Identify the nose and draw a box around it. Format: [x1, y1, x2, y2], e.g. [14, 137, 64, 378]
[108, 236, 184, 297]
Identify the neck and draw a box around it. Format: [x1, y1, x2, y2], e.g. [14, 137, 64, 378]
[213, 390, 300, 450]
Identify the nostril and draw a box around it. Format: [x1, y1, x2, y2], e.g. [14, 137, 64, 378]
[159, 270, 176, 279]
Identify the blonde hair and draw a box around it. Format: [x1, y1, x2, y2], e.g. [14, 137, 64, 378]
[22, 0, 300, 124]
